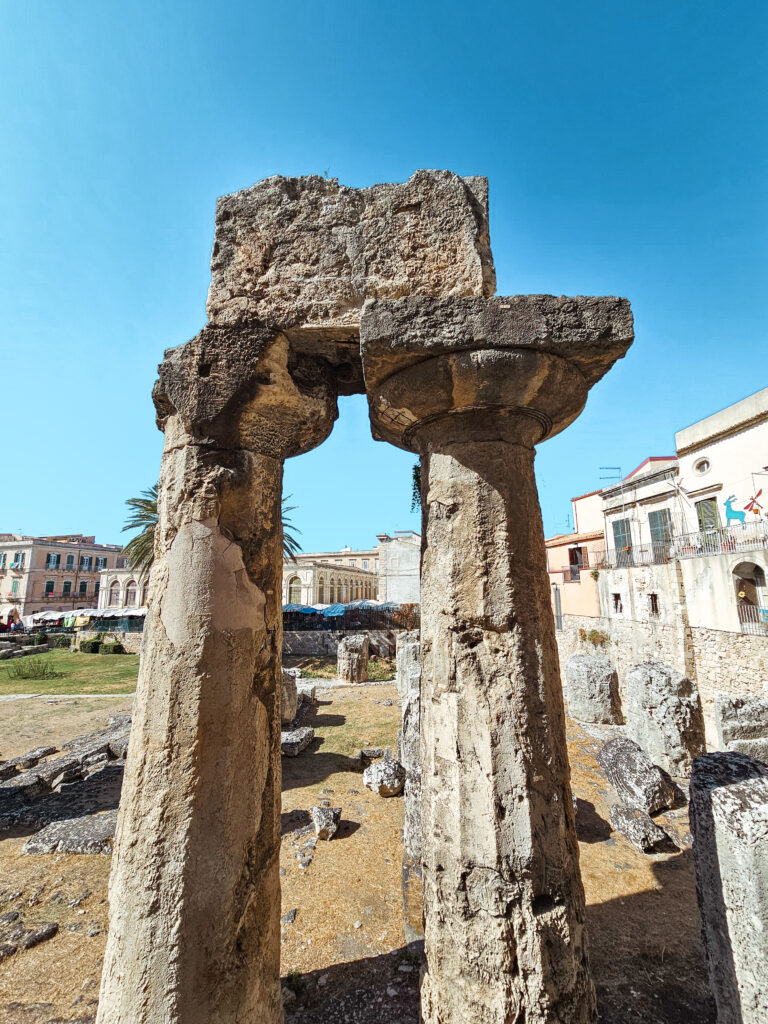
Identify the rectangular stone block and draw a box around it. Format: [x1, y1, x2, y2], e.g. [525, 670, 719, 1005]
[206, 171, 495, 333]
[716, 695, 768, 765]
[690, 751, 768, 1024]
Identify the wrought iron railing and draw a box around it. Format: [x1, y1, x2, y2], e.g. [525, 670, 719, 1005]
[594, 522, 768, 569]
[738, 604, 768, 636]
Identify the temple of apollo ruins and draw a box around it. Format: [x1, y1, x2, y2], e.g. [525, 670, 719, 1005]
[96, 171, 634, 1024]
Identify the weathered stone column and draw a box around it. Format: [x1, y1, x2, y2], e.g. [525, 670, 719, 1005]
[362, 295, 633, 1024]
[97, 330, 338, 1024]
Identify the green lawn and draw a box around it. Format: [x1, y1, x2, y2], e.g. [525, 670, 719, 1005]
[0, 650, 139, 695]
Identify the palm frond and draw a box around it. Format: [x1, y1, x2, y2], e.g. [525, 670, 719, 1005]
[282, 495, 303, 562]
[122, 484, 158, 572]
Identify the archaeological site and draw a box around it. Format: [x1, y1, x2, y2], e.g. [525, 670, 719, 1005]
[1, 171, 766, 1024]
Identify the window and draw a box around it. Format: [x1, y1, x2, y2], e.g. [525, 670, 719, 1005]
[648, 508, 673, 562]
[567, 546, 585, 581]
[649, 593, 660, 617]
[46, 553, 61, 569]
[329, 578, 336, 603]
[63, 580, 72, 596]
[288, 577, 301, 604]
[125, 581, 138, 606]
[318, 578, 325, 603]
[13, 552, 25, 568]
[11, 579, 19, 595]
[612, 519, 633, 566]
[0, 554, 5, 569]
[96, 557, 107, 570]
[79, 580, 88, 596]
[109, 581, 121, 607]
[80, 555, 93, 571]
[95, 582, 100, 598]
[363, 560, 369, 570]
[349, 560, 356, 567]
[45, 580, 55, 596]
[694, 458, 711, 475]
[65, 554, 75, 570]
[612, 592, 623, 614]
[696, 498, 720, 533]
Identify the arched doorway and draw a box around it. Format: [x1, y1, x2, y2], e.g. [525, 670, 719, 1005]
[733, 561, 768, 635]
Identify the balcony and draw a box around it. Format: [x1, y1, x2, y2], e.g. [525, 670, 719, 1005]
[738, 605, 768, 637]
[594, 522, 768, 570]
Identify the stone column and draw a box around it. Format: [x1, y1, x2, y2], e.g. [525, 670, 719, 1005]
[362, 295, 633, 1024]
[97, 332, 337, 1024]
[337, 634, 369, 683]
[396, 631, 424, 949]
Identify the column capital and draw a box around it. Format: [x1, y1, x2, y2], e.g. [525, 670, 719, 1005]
[361, 295, 633, 451]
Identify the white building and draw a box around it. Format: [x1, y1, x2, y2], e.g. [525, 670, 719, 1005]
[97, 566, 150, 610]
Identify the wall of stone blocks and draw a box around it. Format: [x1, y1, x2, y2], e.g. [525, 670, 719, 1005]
[282, 629, 397, 658]
[76, 629, 144, 655]
[555, 614, 768, 747]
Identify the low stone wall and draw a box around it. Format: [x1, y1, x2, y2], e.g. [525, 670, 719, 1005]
[556, 614, 768, 747]
[282, 629, 396, 658]
[75, 630, 144, 655]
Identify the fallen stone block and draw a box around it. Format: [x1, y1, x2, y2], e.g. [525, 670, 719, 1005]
[281, 668, 298, 725]
[311, 805, 341, 840]
[13, 746, 57, 770]
[280, 727, 314, 757]
[23, 809, 118, 855]
[597, 736, 676, 814]
[690, 751, 768, 1024]
[716, 695, 768, 765]
[0, 770, 46, 799]
[35, 756, 84, 789]
[363, 757, 406, 797]
[624, 661, 705, 776]
[355, 746, 386, 771]
[297, 682, 317, 706]
[609, 804, 669, 853]
[565, 654, 622, 724]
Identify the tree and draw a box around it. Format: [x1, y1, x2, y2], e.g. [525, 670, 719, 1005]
[411, 463, 422, 512]
[122, 484, 158, 572]
[122, 485, 303, 571]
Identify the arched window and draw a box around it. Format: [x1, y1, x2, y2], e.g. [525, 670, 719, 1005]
[318, 577, 325, 603]
[733, 562, 768, 635]
[141, 583, 149, 605]
[288, 576, 302, 604]
[109, 581, 121, 607]
[330, 578, 336, 603]
[125, 580, 138, 606]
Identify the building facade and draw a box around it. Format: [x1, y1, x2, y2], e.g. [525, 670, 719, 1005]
[281, 530, 422, 606]
[545, 491, 605, 620]
[549, 386, 768, 744]
[97, 567, 150, 610]
[0, 534, 125, 621]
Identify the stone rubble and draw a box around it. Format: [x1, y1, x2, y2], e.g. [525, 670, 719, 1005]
[363, 757, 406, 798]
[608, 804, 669, 853]
[596, 737, 676, 814]
[715, 695, 768, 765]
[311, 805, 342, 840]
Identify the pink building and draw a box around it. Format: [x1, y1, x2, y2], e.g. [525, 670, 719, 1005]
[545, 491, 605, 621]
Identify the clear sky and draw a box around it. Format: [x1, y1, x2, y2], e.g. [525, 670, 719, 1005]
[2, 1, 766, 550]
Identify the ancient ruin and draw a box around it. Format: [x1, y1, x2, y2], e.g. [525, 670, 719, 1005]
[97, 171, 633, 1024]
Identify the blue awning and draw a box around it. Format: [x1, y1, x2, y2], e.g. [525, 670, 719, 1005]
[282, 603, 320, 614]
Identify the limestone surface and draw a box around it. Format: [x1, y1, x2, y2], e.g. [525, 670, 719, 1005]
[609, 804, 669, 853]
[565, 654, 622, 724]
[311, 805, 342, 840]
[597, 737, 676, 814]
[690, 751, 768, 1024]
[624, 661, 705, 776]
[715, 695, 768, 764]
[281, 726, 315, 757]
[396, 631, 423, 947]
[281, 668, 299, 724]
[23, 809, 118, 855]
[337, 635, 369, 684]
[363, 758, 406, 797]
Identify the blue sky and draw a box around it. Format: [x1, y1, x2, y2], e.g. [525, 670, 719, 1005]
[2, 1, 766, 549]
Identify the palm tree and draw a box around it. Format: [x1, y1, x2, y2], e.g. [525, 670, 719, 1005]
[122, 484, 158, 572]
[122, 485, 303, 570]
[411, 463, 422, 512]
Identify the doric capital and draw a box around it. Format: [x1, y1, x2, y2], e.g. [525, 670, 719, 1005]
[361, 295, 633, 451]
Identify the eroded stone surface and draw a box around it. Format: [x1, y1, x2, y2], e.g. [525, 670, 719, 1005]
[597, 737, 675, 815]
[281, 727, 315, 757]
[281, 669, 299, 724]
[311, 805, 341, 840]
[337, 635, 369, 684]
[23, 810, 118, 855]
[363, 758, 405, 798]
[624, 661, 705, 777]
[715, 695, 768, 764]
[609, 804, 669, 853]
[565, 654, 622, 724]
[690, 751, 768, 1024]
[395, 631, 423, 947]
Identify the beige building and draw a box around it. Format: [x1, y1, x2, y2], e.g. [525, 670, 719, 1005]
[545, 490, 605, 620]
[97, 566, 150, 610]
[282, 530, 422, 606]
[0, 534, 124, 621]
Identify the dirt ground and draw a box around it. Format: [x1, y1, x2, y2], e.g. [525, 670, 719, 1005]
[0, 687, 714, 1024]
